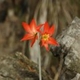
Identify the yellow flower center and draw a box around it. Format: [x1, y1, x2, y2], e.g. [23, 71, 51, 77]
[42, 34, 49, 41]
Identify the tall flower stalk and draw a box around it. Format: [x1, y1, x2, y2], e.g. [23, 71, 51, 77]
[39, 51, 42, 80]
[21, 19, 59, 80]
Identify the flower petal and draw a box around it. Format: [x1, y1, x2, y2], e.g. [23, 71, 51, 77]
[49, 25, 55, 36]
[37, 24, 43, 34]
[31, 35, 38, 47]
[21, 34, 34, 41]
[43, 43, 49, 51]
[22, 22, 32, 33]
[30, 19, 37, 33]
[41, 40, 49, 51]
[48, 37, 59, 46]
[44, 22, 49, 33]
[37, 24, 43, 32]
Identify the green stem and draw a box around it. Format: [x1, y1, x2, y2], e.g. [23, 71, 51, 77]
[39, 52, 42, 80]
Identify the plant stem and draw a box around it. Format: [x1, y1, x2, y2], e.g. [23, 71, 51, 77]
[39, 52, 42, 80]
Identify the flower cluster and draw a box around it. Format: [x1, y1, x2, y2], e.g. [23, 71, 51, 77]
[21, 19, 59, 51]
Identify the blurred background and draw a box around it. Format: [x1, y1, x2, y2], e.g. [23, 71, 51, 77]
[0, 0, 80, 78]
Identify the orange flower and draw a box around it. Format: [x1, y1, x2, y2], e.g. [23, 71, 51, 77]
[21, 19, 43, 47]
[40, 22, 59, 51]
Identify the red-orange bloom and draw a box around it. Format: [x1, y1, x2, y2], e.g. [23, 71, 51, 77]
[40, 22, 59, 51]
[21, 19, 43, 47]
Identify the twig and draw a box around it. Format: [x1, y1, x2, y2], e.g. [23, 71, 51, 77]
[53, 53, 64, 80]
[22, 41, 26, 54]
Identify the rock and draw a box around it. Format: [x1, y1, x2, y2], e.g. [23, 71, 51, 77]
[71, 73, 80, 80]
[57, 17, 80, 80]
[51, 17, 80, 80]
[0, 52, 52, 80]
[63, 17, 80, 73]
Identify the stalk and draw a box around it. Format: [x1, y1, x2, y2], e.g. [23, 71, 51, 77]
[39, 52, 42, 80]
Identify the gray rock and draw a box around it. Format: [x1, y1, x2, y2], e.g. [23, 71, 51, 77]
[0, 52, 52, 80]
[57, 17, 80, 80]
